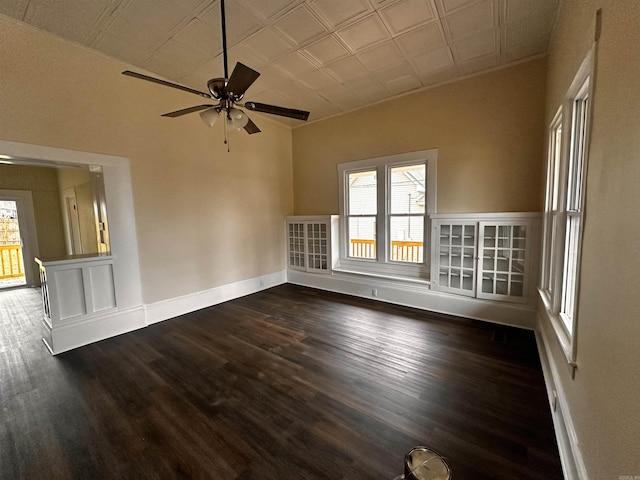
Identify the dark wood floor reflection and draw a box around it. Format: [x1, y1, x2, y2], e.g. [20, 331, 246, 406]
[0, 284, 562, 479]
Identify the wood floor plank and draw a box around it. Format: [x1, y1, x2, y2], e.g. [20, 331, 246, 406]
[0, 284, 563, 479]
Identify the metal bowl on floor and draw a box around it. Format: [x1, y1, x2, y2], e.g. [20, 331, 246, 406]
[394, 446, 451, 480]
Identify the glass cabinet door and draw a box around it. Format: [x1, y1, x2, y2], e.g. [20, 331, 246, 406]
[306, 222, 328, 272]
[287, 222, 306, 269]
[477, 222, 529, 302]
[432, 222, 477, 297]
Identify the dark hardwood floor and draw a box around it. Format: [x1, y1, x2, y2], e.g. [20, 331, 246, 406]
[0, 284, 562, 480]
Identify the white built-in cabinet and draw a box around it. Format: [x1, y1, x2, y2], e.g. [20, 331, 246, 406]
[286, 216, 339, 274]
[430, 213, 540, 303]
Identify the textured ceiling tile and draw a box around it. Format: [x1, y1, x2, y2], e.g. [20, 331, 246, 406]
[502, 12, 554, 62]
[103, 16, 168, 50]
[271, 51, 318, 78]
[457, 52, 498, 75]
[357, 41, 403, 71]
[173, 17, 222, 57]
[434, 0, 478, 16]
[236, 0, 298, 21]
[143, 55, 191, 82]
[242, 27, 293, 62]
[115, 0, 188, 33]
[274, 4, 327, 47]
[451, 28, 497, 62]
[199, 1, 262, 45]
[151, 38, 210, 72]
[308, 0, 372, 29]
[337, 14, 391, 53]
[408, 46, 454, 74]
[374, 59, 416, 82]
[302, 35, 350, 66]
[394, 22, 446, 57]
[317, 82, 363, 109]
[24, 0, 112, 44]
[441, 0, 497, 42]
[345, 74, 389, 100]
[296, 68, 341, 90]
[325, 56, 368, 82]
[502, 0, 558, 24]
[379, 0, 437, 36]
[227, 43, 269, 70]
[418, 65, 458, 85]
[385, 74, 422, 95]
[93, 30, 149, 66]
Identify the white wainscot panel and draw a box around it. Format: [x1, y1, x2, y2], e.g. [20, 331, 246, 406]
[90, 264, 116, 311]
[55, 268, 87, 319]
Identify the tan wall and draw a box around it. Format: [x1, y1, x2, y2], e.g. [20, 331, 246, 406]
[0, 15, 294, 304]
[542, 0, 640, 477]
[292, 57, 547, 215]
[0, 164, 66, 259]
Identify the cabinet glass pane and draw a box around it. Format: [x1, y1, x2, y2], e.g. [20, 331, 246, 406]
[440, 225, 451, 245]
[451, 268, 461, 288]
[482, 273, 494, 293]
[496, 273, 509, 295]
[463, 248, 475, 268]
[511, 274, 524, 297]
[451, 247, 462, 267]
[464, 225, 476, 246]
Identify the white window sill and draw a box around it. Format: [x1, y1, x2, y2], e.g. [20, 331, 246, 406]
[537, 288, 578, 375]
[332, 266, 431, 288]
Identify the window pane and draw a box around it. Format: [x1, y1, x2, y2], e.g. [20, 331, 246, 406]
[390, 164, 426, 214]
[348, 217, 376, 259]
[561, 215, 580, 331]
[348, 170, 377, 215]
[568, 97, 588, 210]
[389, 216, 424, 263]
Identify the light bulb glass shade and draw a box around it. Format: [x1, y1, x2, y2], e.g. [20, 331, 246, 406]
[229, 108, 249, 129]
[199, 108, 220, 127]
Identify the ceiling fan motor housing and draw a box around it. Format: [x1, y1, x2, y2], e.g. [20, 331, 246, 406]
[208, 78, 228, 99]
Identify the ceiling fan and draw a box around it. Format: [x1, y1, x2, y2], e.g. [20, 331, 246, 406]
[122, 0, 310, 144]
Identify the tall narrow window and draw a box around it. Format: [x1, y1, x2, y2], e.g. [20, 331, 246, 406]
[389, 164, 426, 263]
[347, 170, 377, 259]
[541, 110, 563, 300]
[560, 82, 589, 332]
[539, 47, 593, 368]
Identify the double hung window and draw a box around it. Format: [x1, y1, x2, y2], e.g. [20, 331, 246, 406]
[540, 48, 593, 366]
[338, 150, 437, 278]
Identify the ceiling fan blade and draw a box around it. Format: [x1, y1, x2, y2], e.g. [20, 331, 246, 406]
[162, 104, 216, 117]
[244, 102, 310, 121]
[244, 117, 261, 135]
[225, 63, 260, 98]
[122, 71, 212, 99]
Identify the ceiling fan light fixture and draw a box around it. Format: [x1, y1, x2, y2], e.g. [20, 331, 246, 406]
[229, 108, 249, 129]
[199, 108, 220, 127]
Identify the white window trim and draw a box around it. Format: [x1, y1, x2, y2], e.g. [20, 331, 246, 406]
[337, 149, 437, 280]
[539, 45, 595, 373]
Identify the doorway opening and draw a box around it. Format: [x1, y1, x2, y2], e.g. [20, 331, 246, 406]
[0, 200, 27, 289]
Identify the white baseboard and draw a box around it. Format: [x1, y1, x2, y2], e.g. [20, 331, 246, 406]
[48, 305, 146, 355]
[536, 315, 588, 480]
[287, 270, 537, 329]
[145, 270, 287, 325]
